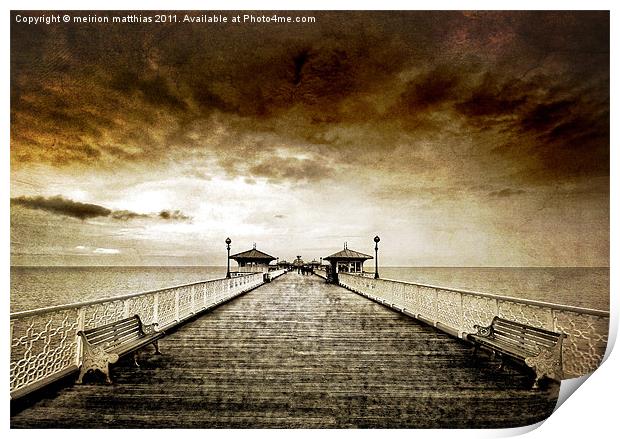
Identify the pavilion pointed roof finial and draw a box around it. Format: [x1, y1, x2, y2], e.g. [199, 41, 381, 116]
[253, 242, 256, 249]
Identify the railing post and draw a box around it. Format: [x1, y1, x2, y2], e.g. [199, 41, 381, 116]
[458, 292, 465, 338]
[153, 292, 159, 325]
[123, 300, 130, 318]
[175, 289, 180, 321]
[191, 285, 196, 314]
[494, 298, 500, 321]
[433, 288, 439, 325]
[76, 308, 85, 366]
[549, 308, 555, 331]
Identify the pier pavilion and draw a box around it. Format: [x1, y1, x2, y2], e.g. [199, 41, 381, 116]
[277, 259, 293, 271]
[324, 244, 373, 283]
[229, 244, 276, 274]
[308, 259, 321, 269]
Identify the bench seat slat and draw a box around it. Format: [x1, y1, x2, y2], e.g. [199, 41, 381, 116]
[87, 332, 141, 348]
[492, 324, 560, 343]
[103, 332, 143, 350]
[470, 333, 537, 352]
[83, 323, 141, 341]
[491, 330, 557, 348]
[493, 318, 562, 337]
[493, 326, 559, 343]
[470, 335, 538, 358]
[82, 316, 140, 336]
[86, 323, 141, 345]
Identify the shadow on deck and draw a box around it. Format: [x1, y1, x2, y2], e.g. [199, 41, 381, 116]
[11, 273, 558, 428]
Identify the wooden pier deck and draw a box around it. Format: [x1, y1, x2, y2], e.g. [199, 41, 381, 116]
[11, 272, 558, 428]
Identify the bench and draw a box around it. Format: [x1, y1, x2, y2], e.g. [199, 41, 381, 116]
[76, 315, 163, 384]
[468, 316, 566, 388]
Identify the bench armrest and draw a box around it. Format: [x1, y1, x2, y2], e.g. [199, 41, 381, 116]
[472, 323, 493, 337]
[140, 322, 159, 335]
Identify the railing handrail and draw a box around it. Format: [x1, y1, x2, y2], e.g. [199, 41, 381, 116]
[342, 273, 608, 317]
[10, 275, 244, 319]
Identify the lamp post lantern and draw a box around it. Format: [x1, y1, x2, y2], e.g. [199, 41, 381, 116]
[225, 237, 232, 279]
[374, 235, 380, 279]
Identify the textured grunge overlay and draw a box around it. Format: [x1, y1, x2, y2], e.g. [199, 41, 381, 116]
[9, 10, 609, 429]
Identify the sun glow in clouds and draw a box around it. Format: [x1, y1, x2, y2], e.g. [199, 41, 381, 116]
[92, 248, 121, 254]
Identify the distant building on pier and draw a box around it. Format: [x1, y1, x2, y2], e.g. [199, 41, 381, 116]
[277, 259, 292, 271]
[308, 259, 321, 269]
[229, 244, 276, 274]
[292, 255, 304, 268]
[324, 244, 373, 283]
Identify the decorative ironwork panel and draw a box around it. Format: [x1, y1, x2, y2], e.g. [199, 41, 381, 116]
[177, 286, 193, 319]
[83, 300, 125, 330]
[194, 284, 205, 312]
[214, 280, 225, 300]
[554, 310, 609, 378]
[418, 286, 437, 321]
[10, 309, 80, 394]
[126, 294, 155, 324]
[343, 275, 363, 294]
[157, 290, 177, 327]
[204, 282, 216, 303]
[460, 294, 497, 333]
[498, 301, 553, 329]
[394, 282, 407, 308]
[402, 283, 419, 310]
[436, 289, 462, 330]
[233, 277, 245, 295]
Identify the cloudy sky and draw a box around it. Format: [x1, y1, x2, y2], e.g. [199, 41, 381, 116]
[10, 11, 609, 266]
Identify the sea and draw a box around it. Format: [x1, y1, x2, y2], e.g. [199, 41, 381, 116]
[9, 266, 609, 313]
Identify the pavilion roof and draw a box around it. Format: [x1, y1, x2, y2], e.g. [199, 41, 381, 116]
[324, 248, 373, 261]
[229, 248, 276, 261]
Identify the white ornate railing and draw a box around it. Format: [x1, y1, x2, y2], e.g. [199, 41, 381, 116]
[338, 273, 609, 379]
[10, 273, 266, 399]
[266, 268, 286, 280]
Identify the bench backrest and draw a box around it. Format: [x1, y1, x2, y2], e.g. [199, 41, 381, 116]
[81, 315, 144, 351]
[491, 317, 563, 355]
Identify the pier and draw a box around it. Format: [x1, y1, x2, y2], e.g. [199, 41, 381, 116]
[11, 272, 561, 428]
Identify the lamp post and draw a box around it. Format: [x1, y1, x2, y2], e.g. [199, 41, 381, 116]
[374, 235, 380, 279]
[225, 237, 232, 279]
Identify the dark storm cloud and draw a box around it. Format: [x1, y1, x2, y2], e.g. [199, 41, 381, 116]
[11, 195, 111, 220]
[10, 11, 609, 188]
[110, 210, 150, 220]
[396, 67, 460, 113]
[11, 195, 191, 222]
[454, 76, 528, 120]
[159, 210, 191, 221]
